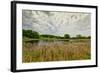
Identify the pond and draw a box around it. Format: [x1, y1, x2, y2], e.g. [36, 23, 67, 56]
[24, 39, 90, 47]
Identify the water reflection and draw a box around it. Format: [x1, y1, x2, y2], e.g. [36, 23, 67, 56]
[24, 39, 70, 47]
[24, 39, 89, 47]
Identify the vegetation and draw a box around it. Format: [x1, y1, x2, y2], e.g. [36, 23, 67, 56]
[23, 30, 90, 40]
[22, 29, 91, 63]
[64, 34, 70, 39]
[22, 40, 91, 62]
[23, 30, 39, 39]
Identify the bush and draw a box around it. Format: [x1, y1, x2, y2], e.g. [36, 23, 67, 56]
[23, 30, 39, 39]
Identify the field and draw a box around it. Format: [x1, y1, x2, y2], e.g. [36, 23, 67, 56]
[22, 39, 91, 63]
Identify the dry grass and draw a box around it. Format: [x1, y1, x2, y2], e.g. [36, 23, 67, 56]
[22, 40, 91, 63]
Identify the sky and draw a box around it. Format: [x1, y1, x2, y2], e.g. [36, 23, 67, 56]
[22, 10, 91, 37]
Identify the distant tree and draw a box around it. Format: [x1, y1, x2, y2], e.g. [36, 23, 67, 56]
[75, 34, 91, 39]
[76, 34, 82, 38]
[88, 36, 91, 39]
[23, 30, 32, 38]
[64, 34, 70, 39]
[76, 34, 87, 39]
[31, 31, 39, 39]
[23, 30, 39, 39]
[76, 34, 88, 39]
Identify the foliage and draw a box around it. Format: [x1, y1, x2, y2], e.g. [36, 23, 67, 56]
[76, 34, 82, 38]
[40, 34, 65, 39]
[22, 30, 91, 62]
[23, 30, 91, 39]
[76, 34, 91, 39]
[23, 30, 39, 39]
[64, 34, 70, 39]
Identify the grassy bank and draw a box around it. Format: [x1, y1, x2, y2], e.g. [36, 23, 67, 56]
[22, 39, 91, 63]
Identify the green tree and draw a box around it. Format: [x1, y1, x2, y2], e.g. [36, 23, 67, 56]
[23, 30, 39, 39]
[64, 34, 70, 39]
[31, 31, 39, 39]
[23, 30, 32, 38]
[76, 34, 85, 39]
[76, 34, 82, 38]
[88, 36, 91, 39]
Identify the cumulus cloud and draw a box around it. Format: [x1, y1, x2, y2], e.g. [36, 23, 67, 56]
[22, 10, 91, 37]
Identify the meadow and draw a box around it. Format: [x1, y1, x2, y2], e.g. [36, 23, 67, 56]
[22, 39, 91, 63]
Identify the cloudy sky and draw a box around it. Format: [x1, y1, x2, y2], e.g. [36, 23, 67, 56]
[22, 10, 91, 37]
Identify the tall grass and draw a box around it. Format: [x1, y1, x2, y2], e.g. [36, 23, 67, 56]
[22, 40, 91, 63]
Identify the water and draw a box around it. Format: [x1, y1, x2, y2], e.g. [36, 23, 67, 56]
[25, 39, 90, 47]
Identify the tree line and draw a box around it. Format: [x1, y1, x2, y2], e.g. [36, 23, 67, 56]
[23, 29, 91, 39]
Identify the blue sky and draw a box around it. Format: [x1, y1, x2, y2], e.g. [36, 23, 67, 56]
[22, 10, 91, 37]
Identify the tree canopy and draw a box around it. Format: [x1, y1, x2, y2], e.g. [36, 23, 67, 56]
[23, 30, 39, 39]
[23, 30, 90, 39]
[64, 34, 70, 39]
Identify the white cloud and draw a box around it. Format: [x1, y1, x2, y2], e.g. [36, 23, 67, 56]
[22, 10, 91, 37]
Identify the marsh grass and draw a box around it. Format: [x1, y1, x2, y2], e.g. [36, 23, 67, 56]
[22, 40, 91, 63]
